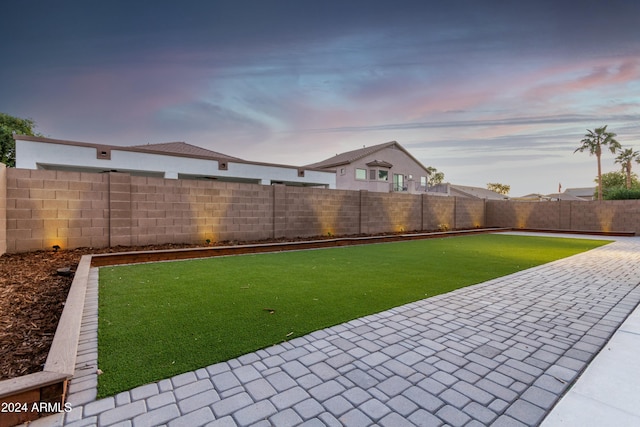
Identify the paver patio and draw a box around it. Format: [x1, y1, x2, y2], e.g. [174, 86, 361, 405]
[35, 233, 640, 426]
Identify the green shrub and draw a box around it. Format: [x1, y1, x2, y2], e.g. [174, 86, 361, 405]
[604, 187, 640, 200]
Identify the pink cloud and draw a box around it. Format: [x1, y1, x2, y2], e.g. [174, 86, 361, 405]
[521, 56, 640, 103]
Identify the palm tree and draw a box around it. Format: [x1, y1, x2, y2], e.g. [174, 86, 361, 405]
[615, 147, 640, 189]
[574, 126, 621, 200]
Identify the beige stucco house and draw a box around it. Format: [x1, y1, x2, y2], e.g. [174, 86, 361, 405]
[307, 141, 432, 193]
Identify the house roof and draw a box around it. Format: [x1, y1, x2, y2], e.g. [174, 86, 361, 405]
[512, 192, 587, 201]
[450, 184, 509, 200]
[14, 134, 334, 176]
[306, 141, 430, 174]
[546, 192, 588, 201]
[515, 193, 546, 200]
[564, 187, 595, 198]
[14, 135, 243, 162]
[130, 142, 243, 161]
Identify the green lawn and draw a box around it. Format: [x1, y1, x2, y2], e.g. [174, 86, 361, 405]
[97, 234, 609, 396]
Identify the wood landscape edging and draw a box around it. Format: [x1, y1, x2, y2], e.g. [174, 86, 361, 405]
[0, 255, 91, 427]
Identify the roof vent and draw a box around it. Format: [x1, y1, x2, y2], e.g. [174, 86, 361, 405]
[97, 146, 111, 160]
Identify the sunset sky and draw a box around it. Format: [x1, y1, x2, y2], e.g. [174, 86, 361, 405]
[1, 0, 639, 195]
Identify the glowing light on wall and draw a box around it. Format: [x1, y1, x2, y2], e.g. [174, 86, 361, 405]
[310, 190, 352, 237]
[514, 202, 536, 229]
[596, 203, 615, 233]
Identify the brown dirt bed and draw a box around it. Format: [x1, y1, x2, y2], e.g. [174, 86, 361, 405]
[0, 243, 212, 381]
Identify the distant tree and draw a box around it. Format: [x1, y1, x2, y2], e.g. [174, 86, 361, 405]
[595, 171, 640, 198]
[614, 147, 640, 189]
[0, 112, 39, 167]
[574, 125, 621, 201]
[426, 166, 444, 187]
[486, 183, 510, 195]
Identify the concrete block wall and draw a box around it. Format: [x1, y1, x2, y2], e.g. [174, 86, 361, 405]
[455, 197, 486, 229]
[130, 177, 275, 245]
[109, 173, 132, 247]
[420, 196, 485, 231]
[570, 200, 640, 232]
[273, 184, 287, 238]
[361, 191, 422, 234]
[0, 163, 6, 255]
[423, 195, 455, 230]
[5, 169, 109, 253]
[283, 187, 360, 237]
[486, 200, 640, 233]
[5, 167, 640, 254]
[486, 200, 561, 229]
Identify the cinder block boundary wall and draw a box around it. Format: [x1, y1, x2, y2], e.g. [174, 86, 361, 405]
[2, 169, 486, 254]
[486, 199, 640, 233]
[1, 167, 639, 254]
[0, 163, 6, 255]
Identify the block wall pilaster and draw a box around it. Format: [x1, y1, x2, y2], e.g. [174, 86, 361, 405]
[108, 172, 132, 246]
[359, 190, 369, 234]
[273, 184, 286, 238]
[0, 163, 6, 255]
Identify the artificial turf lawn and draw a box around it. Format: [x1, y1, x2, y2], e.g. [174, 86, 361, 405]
[97, 234, 609, 396]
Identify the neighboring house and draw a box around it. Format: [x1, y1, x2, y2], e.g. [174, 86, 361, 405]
[450, 184, 509, 200]
[545, 192, 588, 201]
[512, 193, 548, 201]
[14, 135, 335, 188]
[306, 141, 432, 193]
[563, 187, 595, 201]
[427, 183, 509, 199]
[512, 192, 587, 201]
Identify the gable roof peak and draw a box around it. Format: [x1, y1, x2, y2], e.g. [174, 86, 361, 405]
[307, 140, 411, 169]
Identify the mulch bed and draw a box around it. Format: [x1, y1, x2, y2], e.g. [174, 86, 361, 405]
[1, 233, 396, 381]
[0, 249, 76, 381]
[0, 243, 217, 381]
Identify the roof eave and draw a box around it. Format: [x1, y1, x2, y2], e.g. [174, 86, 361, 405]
[14, 135, 329, 172]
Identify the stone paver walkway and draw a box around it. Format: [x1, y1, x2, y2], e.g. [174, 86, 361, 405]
[541, 300, 640, 426]
[38, 234, 640, 426]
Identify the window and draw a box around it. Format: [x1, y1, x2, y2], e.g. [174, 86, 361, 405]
[369, 169, 376, 180]
[355, 168, 367, 180]
[378, 170, 388, 181]
[340, 168, 346, 175]
[421, 176, 427, 187]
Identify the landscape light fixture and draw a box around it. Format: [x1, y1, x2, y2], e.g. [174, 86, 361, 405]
[52, 245, 61, 252]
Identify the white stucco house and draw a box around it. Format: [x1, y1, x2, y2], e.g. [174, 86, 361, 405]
[306, 141, 432, 193]
[14, 135, 336, 188]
